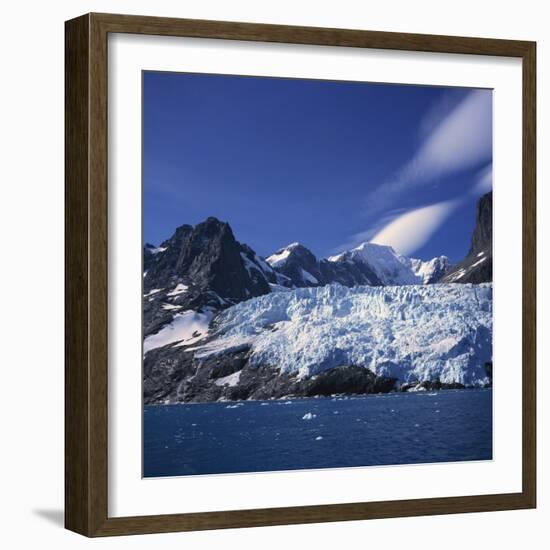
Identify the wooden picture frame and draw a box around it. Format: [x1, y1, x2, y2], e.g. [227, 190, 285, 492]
[65, 12, 536, 537]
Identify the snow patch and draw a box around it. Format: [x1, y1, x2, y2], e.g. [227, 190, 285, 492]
[301, 269, 319, 285]
[470, 257, 487, 269]
[166, 283, 189, 297]
[144, 288, 163, 297]
[266, 249, 291, 268]
[162, 303, 182, 311]
[143, 310, 213, 353]
[240, 252, 268, 280]
[147, 246, 167, 254]
[214, 370, 242, 387]
[266, 243, 301, 268]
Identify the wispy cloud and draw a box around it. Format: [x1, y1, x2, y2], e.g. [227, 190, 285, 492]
[366, 164, 492, 256]
[337, 89, 492, 256]
[370, 200, 460, 256]
[365, 89, 492, 216]
[331, 208, 408, 254]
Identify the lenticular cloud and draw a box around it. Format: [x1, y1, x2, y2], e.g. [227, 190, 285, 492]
[364, 89, 492, 217]
[370, 200, 459, 256]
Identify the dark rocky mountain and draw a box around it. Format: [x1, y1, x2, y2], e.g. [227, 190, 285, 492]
[144, 217, 270, 299]
[143, 217, 272, 337]
[266, 242, 386, 287]
[440, 192, 492, 284]
[266, 243, 327, 287]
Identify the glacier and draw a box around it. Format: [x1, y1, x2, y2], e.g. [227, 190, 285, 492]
[193, 283, 492, 387]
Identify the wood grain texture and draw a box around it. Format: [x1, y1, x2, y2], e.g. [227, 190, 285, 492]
[521, 42, 537, 508]
[64, 12, 537, 537]
[65, 14, 91, 535]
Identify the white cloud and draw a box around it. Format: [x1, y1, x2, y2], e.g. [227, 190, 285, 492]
[337, 89, 492, 256]
[471, 163, 492, 196]
[365, 89, 492, 215]
[370, 200, 459, 256]
[409, 89, 492, 180]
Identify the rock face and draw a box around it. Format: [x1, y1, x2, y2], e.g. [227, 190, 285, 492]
[143, 346, 398, 404]
[144, 217, 270, 301]
[267, 243, 325, 287]
[143, 218, 273, 338]
[440, 192, 492, 284]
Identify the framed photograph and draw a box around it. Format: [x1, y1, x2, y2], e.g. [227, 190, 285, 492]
[65, 13, 536, 536]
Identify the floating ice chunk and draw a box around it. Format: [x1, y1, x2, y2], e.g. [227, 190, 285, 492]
[302, 412, 317, 420]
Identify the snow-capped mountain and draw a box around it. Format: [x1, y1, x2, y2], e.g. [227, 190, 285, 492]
[440, 192, 492, 284]
[327, 242, 449, 286]
[266, 243, 325, 287]
[144, 283, 492, 403]
[266, 240, 448, 287]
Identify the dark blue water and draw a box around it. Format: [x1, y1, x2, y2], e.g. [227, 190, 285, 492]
[143, 389, 492, 477]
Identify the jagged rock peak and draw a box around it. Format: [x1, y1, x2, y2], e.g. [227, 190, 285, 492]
[440, 192, 492, 284]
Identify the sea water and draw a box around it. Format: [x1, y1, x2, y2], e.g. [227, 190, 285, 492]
[143, 388, 492, 477]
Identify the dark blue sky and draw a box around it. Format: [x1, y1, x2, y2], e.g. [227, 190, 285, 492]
[143, 72, 492, 262]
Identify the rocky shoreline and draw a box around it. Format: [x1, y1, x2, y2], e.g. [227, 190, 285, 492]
[144, 344, 492, 405]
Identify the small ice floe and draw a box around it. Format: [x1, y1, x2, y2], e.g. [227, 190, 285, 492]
[333, 411, 339, 415]
[435, 410, 440, 413]
[414, 423, 421, 428]
[191, 423, 197, 426]
[315, 436, 323, 441]
[302, 412, 317, 420]
[278, 401, 293, 406]
[226, 403, 244, 409]
[260, 402, 269, 406]
[427, 392, 439, 396]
